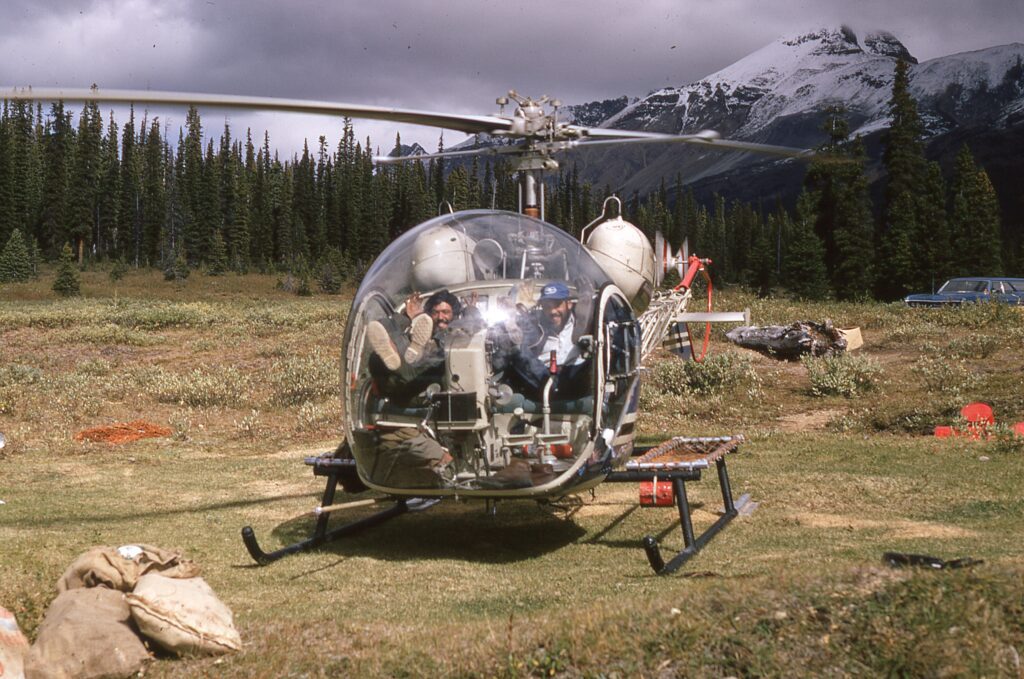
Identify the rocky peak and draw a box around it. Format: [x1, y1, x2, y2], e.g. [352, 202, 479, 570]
[863, 30, 917, 63]
[781, 26, 863, 57]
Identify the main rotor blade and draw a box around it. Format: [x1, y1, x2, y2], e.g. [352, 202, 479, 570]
[1, 87, 513, 136]
[374, 144, 524, 164]
[566, 129, 813, 159]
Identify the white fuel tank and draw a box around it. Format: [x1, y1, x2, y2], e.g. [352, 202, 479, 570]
[583, 217, 655, 305]
[410, 224, 477, 290]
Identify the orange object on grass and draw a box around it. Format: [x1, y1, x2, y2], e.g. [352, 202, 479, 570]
[960, 402, 994, 425]
[74, 420, 172, 444]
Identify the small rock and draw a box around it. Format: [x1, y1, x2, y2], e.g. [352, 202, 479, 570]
[978, 456, 990, 462]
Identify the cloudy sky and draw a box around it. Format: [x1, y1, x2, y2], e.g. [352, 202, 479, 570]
[2, 0, 1021, 154]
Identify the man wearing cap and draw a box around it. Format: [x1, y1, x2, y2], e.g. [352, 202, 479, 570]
[536, 281, 585, 368]
[504, 281, 591, 401]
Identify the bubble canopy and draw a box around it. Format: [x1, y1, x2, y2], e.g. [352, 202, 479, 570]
[353, 209, 613, 304]
[341, 209, 637, 496]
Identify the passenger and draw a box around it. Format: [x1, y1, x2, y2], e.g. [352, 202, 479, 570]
[366, 288, 482, 398]
[504, 281, 592, 401]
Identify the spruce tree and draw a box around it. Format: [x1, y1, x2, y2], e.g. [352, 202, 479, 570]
[916, 162, 951, 290]
[877, 59, 928, 299]
[803, 107, 875, 299]
[52, 242, 80, 296]
[950, 144, 1003, 275]
[0, 228, 34, 283]
[782, 191, 829, 300]
[109, 257, 128, 282]
[207, 229, 228, 276]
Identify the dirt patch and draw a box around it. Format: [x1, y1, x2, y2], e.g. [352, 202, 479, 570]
[791, 511, 975, 539]
[777, 409, 844, 432]
[266, 441, 339, 460]
[73, 420, 172, 444]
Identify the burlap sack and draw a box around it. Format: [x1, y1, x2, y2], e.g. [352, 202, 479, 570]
[126, 575, 241, 657]
[57, 544, 200, 593]
[1, 605, 29, 679]
[24, 588, 149, 679]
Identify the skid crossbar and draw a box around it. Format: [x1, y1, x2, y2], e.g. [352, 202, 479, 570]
[606, 436, 743, 575]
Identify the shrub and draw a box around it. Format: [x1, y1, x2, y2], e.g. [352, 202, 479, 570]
[802, 353, 882, 398]
[913, 355, 980, 399]
[648, 351, 762, 398]
[268, 349, 337, 405]
[146, 366, 252, 407]
[946, 335, 999, 359]
[109, 258, 129, 282]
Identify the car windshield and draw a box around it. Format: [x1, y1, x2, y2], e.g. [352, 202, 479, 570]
[938, 279, 987, 293]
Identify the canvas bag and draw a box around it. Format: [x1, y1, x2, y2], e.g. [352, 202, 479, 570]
[126, 575, 241, 656]
[0, 606, 29, 679]
[24, 588, 149, 679]
[57, 544, 200, 593]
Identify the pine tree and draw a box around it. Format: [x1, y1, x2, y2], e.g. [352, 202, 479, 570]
[950, 144, 1003, 275]
[801, 109, 876, 301]
[109, 257, 128, 282]
[915, 161, 951, 290]
[782, 191, 829, 300]
[0, 228, 34, 283]
[67, 96, 103, 264]
[878, 59, 928, 299]
[207, 229, 228, 275]
[52, 242, 80, 296]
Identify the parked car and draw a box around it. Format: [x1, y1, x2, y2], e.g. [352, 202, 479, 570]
[904, 277, 1024, 307]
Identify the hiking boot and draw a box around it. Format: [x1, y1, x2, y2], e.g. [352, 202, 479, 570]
[404, 313, 434, 364]
[367, 320, 401, 370]
[476, 458, 532, 489]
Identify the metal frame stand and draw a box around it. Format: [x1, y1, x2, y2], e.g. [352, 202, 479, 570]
[241, 455, 432, 566]
[605, 436, 743, 575]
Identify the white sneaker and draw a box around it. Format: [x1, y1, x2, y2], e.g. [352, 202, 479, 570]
[367, 321, 401, 370]
[404, 314, 434, 364]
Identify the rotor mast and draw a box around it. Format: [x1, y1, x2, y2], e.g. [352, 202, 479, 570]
[497, 91, 562, 220]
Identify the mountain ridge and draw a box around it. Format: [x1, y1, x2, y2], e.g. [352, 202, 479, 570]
[562, 26, 1024, 224]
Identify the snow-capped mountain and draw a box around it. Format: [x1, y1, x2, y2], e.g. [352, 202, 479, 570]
[566, 26, 1024, 211]
[593, 26, 1023, 144]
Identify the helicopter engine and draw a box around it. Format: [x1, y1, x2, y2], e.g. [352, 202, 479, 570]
[582, 216, 656, 308]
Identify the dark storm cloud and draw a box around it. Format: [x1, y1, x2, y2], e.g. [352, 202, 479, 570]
[2, 0, 1020, 151]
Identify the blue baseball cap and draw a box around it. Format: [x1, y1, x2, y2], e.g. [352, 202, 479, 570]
[538, 281, 573, 302]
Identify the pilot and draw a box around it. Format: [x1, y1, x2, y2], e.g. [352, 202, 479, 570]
[502, 281, 592, 401]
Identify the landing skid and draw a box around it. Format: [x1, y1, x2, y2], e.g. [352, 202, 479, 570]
[241, 452, 438, 565]
[606, 436, 746, 575]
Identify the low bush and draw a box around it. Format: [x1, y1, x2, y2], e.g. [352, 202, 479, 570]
[802, 353, 882, 398]
[267, 349, 338, 406]
[647, 351, 761, 398]
[145, 366, 253, 408]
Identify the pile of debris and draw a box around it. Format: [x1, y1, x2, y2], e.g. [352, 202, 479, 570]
[2, 544, 240, 678]
[726, 320, 861, 360]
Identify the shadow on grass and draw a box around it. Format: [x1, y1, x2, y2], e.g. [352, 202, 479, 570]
[4, 492, 317, 528]
[254, 498, 589, 566]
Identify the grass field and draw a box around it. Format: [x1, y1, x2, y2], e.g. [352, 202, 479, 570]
[2, 268, 1023, 677]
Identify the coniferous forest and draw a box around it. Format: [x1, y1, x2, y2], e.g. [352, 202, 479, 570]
[0, 62, 1017, 300]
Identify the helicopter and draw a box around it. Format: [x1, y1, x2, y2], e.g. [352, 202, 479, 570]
[4, 86, 811, 574]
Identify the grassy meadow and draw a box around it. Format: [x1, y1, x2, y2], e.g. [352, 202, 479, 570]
[1, 267, 1023, 677]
